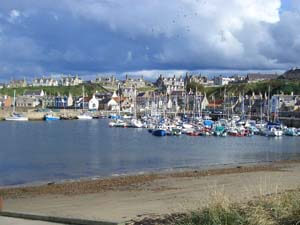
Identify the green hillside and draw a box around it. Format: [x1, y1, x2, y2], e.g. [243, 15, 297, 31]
[0, 83, 108, 97]
[204, 80, 300, 99]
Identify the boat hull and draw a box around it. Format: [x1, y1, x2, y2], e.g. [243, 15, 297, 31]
[152, 129, 166, 137]
[5, 117, 28, 121]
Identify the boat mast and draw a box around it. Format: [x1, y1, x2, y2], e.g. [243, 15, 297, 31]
[82, 86, 85, 112]
[267, 85, 270, 122]
[13, 90, 16, 113]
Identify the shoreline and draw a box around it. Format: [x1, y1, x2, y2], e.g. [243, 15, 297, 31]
[1, 159, 298, 199]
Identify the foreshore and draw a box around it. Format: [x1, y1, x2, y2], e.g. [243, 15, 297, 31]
[1, 160, 300, 223]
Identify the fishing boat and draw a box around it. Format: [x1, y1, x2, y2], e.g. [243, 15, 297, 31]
[152, 125, 167, 136]
[152, 129, 166, 136]
[45, 114, 60, 121]
[77, 113, 93, 120]
[284, 128, 298, 136]
[6, 112, 28, 121]
[5, 90, 28, 121]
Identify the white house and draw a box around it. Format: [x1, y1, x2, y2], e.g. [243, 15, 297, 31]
[88, 95, 99, 110]
[23, 90, 45, 97]
[107, 91, 120, 111]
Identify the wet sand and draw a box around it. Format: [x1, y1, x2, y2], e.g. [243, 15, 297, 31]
[1, 160, 300, 223]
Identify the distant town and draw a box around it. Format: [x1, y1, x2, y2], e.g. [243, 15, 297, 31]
[0, 68, 300, 123]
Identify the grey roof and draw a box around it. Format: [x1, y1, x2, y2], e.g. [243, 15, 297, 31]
[24, 90, 43, 96]
[247, 73, 278, 81]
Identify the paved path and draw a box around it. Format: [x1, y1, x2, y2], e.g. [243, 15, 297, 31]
[0, 216, 63, 225]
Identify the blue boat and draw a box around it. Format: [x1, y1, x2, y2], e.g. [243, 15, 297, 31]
[152, 129, 166, 137]
[45, 114, 60, 121]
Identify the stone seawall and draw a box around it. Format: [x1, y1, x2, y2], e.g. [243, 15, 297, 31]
[0, 109, 100, 120]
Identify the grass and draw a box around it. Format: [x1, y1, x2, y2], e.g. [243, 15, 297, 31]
[131, 190, 300, 225]
[176, 190, 300, 225]
[0, 83, 108, 97]
[203, 80, 300, 99]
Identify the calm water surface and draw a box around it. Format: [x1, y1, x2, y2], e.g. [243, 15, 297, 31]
[0, 119, 300, 186]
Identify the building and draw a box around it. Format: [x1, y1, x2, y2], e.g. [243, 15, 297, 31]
[0, 96, 12, 108]
[156, 75, 185, 94]
[184, 73, 208, 86]
[271, 93, 298, 112]
[213, 75, 235, 86]
[246, 73, 278, 83]
[94, 76, 117, 86]
[32, 77, 59, 87]
[0, 83, 5, 89]
[23, 90, 45, 97]
[8, 79, 27, 88]
[123, 75, 146, 88]
[88, 95, 99, 110]
[60, 76, 83, 86]
[41, 96, 56, 108]
[15, 96, 40, 108]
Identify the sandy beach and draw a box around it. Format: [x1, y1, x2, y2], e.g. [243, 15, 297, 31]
[1, 160, 300, 224]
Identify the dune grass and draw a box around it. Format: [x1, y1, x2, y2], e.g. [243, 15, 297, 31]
[131, 190, 300, 225]
[176, 190, 300, 225]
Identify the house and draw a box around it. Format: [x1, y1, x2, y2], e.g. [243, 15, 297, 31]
[107, 92, 120, 111]
[271, 93, 298, 112]
[15, 96, 40, 108]
[156, 75, 185, 94]
[41, 96, 56, 108]
[246, 73, 278, 83]
[32, 77, 59, 87]
[55, 96, 69, 108]
[107, 91, 131, 111]
[94, 76, 117, 85]
[120, 86, 136, 98]
[8, 79, 27, 88]
[136, 92, 151, 108]
[23, 90, 45, 97]
[0, 96, 12, 108]
[184, 73, 208, 85]
[123, 75, 146, 88]
[213, 75, 235, 86]
[75, 97, 90, 109]
[60, 76, 83, 86]
[0, 83, 5, 89]
[88, 95, 99, 110]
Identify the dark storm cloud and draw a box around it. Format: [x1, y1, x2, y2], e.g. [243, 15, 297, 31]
[0, 0, 299, 79]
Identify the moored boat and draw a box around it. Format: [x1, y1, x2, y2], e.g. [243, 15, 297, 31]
[45, 114, 60, 121]
[5, 113, 28, 121]
[77, 113, 93, 120]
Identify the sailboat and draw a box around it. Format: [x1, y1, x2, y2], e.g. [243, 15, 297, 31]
[77, 86, 93, 120]
[5, 90, 28, 121]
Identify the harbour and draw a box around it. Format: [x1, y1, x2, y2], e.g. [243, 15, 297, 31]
[1, 119, 300, 187]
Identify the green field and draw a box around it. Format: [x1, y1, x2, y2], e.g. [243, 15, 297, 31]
[0, 83, 108, 97]
[203, 80, 300, 99]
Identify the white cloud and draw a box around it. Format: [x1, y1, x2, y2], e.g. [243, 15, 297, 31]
[1, 0, 300, 79]
[8, 9, 20, 23]
[64, 0, 282, 69]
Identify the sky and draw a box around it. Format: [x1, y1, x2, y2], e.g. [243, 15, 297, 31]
[0, 0, 300, 81]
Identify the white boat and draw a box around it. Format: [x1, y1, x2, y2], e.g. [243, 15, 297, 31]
[6, 113, 28, 121]
[263, 127, 283, 137]
[5, 90, 28, 121]
[131, 119, 143, 128]
[77, 86, 93, 120]
[77, 113, 93, 120]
